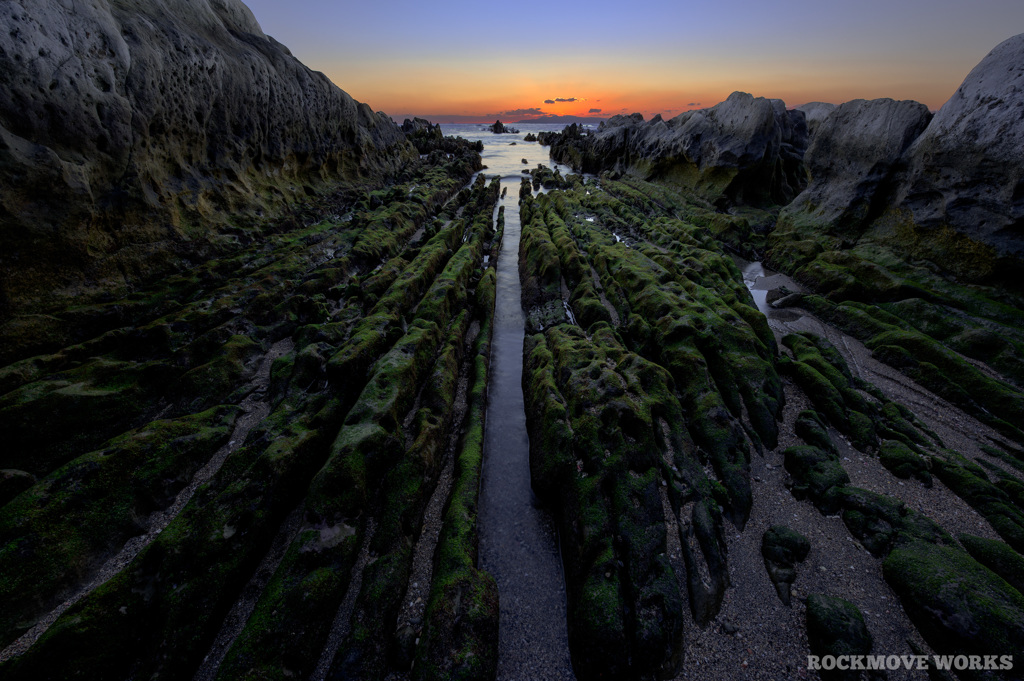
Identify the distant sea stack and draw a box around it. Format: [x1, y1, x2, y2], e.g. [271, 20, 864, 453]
[489, 120, 518, 134]
[0, 0, 412, 321]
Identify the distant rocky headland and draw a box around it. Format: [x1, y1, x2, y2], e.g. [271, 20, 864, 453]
[1, 1, 1023, 680]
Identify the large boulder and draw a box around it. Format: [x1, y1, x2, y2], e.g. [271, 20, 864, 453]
[805, 594, 873, 681]
[785, 98, 933, 234]
[549, 93, 809, 206]
[895, 33, 1024, 262]
[0, 0, 412, 317]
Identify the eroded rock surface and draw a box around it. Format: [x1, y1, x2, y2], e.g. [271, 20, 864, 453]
[896, 33, 1024, 261]
[0, 0, 411, 320]
[785, 98, 932, 233]
[779, 33, 1024, 285]
[547, 92, 808, 206]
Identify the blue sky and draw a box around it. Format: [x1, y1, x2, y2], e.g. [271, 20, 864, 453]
[241, 0, 1024, 120]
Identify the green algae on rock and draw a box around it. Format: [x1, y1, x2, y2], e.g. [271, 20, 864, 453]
[761, 525, 810, 606]
[805, 594, 873, 681]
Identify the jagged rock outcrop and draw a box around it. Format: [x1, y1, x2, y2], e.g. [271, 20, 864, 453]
[0, 0, 413, 319]
[795, 101, 836, 140]
[778, 34, 1024, 284]
[783, 98, 933, 233]
[402, 116, 444, 152]
[895, 33, 1024, 261]
[548, 93, 809, 206]
[489, 119, 517, 134]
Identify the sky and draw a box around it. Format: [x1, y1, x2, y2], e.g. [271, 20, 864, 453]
[242, 0, 1024, 122]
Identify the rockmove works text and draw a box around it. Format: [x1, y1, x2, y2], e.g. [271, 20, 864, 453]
[807, 655, 1014, 672]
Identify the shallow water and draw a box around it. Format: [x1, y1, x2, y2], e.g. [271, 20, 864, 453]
[733, 255, 805, 325]
[466, 126, 576, 679]
[441, 124, 576, 184]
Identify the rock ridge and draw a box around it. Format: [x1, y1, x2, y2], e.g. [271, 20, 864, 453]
[547, 92, 809, 207]
[0, 0, 413, 319]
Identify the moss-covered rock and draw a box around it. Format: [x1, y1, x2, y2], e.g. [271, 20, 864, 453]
[958, 533, 1024, 597]
[879, 439, 932, 485]
[761, 525, 810, 606]
[521, 324, 687, 676]
[883, 541, 1024, 674]
[0, 405, 239, 648]
[806, 594, 873, 681]
[932, 456, 1024, 553]
[837, 487, 952, 557]
[794, 409, 837, 453]
[783, 445, 850, 514]
[415, 264, 499, 681]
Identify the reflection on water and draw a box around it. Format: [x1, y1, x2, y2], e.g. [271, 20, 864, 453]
[441, 124, 579, 186]
[733, 255, 805, 324]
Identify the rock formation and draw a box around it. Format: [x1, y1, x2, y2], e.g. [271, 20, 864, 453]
[795, 101, 836, 140]
[548, 93, 808, 206]
[489, 120, 518, 134]
[783, 98, 933, 234]
[894, 33, 1024, 263]
[0, 0, 412, 322]
[3, 5, 1024, 680]
[778, 34, 1024, 285]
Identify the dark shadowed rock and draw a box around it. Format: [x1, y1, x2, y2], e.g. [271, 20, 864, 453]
[402, 117, 442, 139]
[884, 540, 1024, 673]
[489, 119, 518, 134]
[805, 594, 873, 681]
[761, 525, 810, 605]
[795, 101, 836, 141]
[0, 0, 412, 318]
[896, 33, 1024, 262]
[783, 98, 932, 234]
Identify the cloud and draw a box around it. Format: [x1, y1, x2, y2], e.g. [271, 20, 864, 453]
[544, 99, 555, 104]
[555, 97, 578, 103]
[496, 107, 546, 117]
[687, 102, 702, 107]
[589, 108, 602, 114]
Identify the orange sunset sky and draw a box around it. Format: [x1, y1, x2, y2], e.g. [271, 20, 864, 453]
[242, 0, 1024, 122]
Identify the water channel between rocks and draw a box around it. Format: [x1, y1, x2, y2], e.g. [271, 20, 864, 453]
[461, 124, 576, 681]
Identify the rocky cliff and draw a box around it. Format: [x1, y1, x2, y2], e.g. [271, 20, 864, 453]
[545, 34, 1024, 286]
[894, 33, 1024, 265]
[0, 0, 412, 321]
[778, 34, 1024, 285]
[547, 92, 808, 207]
[783, 98, 933, 234]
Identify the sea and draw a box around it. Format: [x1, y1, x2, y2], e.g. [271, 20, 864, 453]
[438, 123, 590, 185]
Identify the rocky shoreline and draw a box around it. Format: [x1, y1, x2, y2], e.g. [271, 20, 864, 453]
[1, 1, 1023, 679]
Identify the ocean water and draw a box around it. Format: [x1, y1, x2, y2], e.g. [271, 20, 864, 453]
[440, 123, 585, 185]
